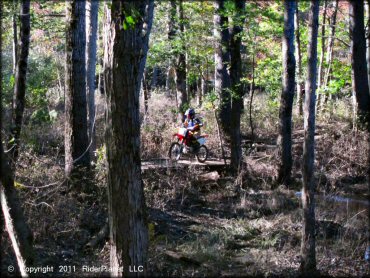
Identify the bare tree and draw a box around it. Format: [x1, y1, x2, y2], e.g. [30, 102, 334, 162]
[229, 0, 246, 174]
[1, 5, 34, 272]
[366, 0, 370, 90]
[65, 0, 90, 177]
[349, 0, 370, 125]
[300, 0, 319, 273]
[277, 0, 296, 186]
[319, 0, 339, 111]
[86, 0, 99, 157]
[214, 0, 232, 137]
[102, 2, 111, 97]
[104, 1, 154, 276]
[317, 0, 328, 91]
[9, 0, 31, 166]
[175, 0, 187, 122]
[166, 0, 177, 96]
[12, 0, 18, 74]
[295, 3, 304, 116]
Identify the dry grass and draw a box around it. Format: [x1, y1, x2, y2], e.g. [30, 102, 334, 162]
[1, 90, 368, 277]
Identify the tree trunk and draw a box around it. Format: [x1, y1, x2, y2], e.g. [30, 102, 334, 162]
[214, 0, 232, 136]
[201, 75, 207, 100]
[166, 1, 176, 99]
[65, 0, 90, 177]
[9, 0, 31, 166]
[12, 3, 18, 75]
[142, 69, 149, 115]
[320, 0, 338, 111]
[317, 0, 327, 91]
[150, 66, 158, 89]
[98, 59, 105, 95]
[104, 1, 153, 276]
[367, 3, 370, 203]
[197, 77, 202, 106]
[249, 50, 256, 142]
[137, 1, 155, 91]
[349, 0, 370, 125]
[0, 1, 3, 253]
[0, 4, 33, 275]
[86, 0, 99, 158]
[103, 3, 112, 97]
[229, 0, 245, 174]
[367, 0, 370, 90]
[300, 0, 319, 273]
[1, 143, 34, 275]
[176, 0, 187, 122]
[277, 0, 296, 186]
[295, 3, 304, 116]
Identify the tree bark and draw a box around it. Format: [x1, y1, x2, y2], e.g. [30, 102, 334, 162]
[104, 1, 153, 276]
[142, 69, 150, 115]
[201, 75, 207, 101]
[0, 9, 34, 274]
[9, 0, 31, 166]
[300, 0, 319, 273]
[320, 0, 338, 111]
[367, 0, 370, 90]
[12, 2, 18, 75]
[277, 0, 296, 186]
[229, 0, 245, 174]
[1, 145, 34, 276]
[150, 66, 158, 89]
[214, 0, 232, 137]
[317, 0, 327, 91]
[103, 3, 112, 97]
[65, 0, 90, 177]
[366, 3, 370, 210]
[249, 50, 256, 142]
[166, 1, 177, 98]
[86, 0, 99, 158]
[175, 0, 187, 122]
[349, 0, 370, 125]
[0, 1, 3, 251]
[295, 3, 304, 116]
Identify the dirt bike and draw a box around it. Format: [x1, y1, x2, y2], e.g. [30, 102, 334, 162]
[168, 127, 209, 163]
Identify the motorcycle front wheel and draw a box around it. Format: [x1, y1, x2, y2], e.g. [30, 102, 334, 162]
[196, 145, 208, 163]
[169, 142, 182, 161]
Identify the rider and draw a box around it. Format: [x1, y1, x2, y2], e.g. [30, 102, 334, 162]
[183, 108, 203, 148]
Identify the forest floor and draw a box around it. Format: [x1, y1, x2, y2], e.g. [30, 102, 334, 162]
[1, 96, 369, 277]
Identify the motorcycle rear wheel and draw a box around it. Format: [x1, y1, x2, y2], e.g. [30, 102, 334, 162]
[196, 145, 208, 163]
[169, 142, 182, 161]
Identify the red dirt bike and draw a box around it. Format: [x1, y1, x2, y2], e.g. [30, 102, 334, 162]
[168, 127, 209, 163]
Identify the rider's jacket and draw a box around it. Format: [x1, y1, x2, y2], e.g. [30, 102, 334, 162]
[183, 117, 203, 132]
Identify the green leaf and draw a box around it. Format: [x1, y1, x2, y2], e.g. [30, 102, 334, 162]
[9, 75, 15, 87]
[123, 20, 128, 30]
[126, 15, 135, 25]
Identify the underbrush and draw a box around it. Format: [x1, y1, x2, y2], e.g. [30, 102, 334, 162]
[1, 90, 368, 277]
[144, 165, 368, 277]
